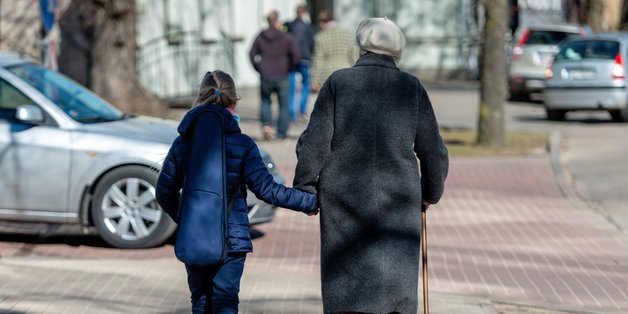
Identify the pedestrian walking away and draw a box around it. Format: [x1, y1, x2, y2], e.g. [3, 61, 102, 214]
[310, 10, 358, 92]
[285, 4, 315, 123]
[156, 70, 318, 314]
[294, 17, 449, 314]
[250, 10, 301, 140]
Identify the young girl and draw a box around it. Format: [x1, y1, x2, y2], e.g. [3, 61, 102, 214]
[156, 70, 318, 314]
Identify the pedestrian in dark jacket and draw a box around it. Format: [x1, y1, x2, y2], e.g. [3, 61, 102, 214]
[285, 4, 315, 122]
[249, 10, 300, 140]
[156, 70, 318, 314]
[294, 18, 449, 314]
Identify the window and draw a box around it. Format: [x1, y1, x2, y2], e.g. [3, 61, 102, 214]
[525, 31, 574, 45]
[555, 40, 620, 61]
[7, 63, 124, 123]
[0, 79, 32, 120]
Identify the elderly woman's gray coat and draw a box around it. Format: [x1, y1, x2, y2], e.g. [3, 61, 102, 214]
[294, 54, 449, 314]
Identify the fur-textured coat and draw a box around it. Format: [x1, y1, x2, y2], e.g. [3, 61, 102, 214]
[294, 54, 449, 314]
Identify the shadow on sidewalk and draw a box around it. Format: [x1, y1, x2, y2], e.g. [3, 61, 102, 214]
[515, 115, 619, 124]
[240, 297, 322, 313]
[0, 232, 110, 249]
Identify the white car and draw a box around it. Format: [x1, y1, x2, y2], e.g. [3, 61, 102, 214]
[509, 24, 582, 99]
[0, 53, 279, 248]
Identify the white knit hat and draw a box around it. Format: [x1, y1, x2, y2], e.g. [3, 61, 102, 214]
[355, 17, 406, 58]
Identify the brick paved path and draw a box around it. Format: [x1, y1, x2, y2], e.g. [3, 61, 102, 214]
[429, 157, 628, 313]
[2, 156, 628, 312]
[243, 156, 628, 313]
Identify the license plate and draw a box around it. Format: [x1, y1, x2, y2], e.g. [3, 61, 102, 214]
[568, 69, 596, 80]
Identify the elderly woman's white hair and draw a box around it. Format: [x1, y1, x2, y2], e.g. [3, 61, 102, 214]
[355, 17, 406, 64]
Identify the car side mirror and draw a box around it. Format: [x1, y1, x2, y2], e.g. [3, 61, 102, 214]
[15, 104, 44, 124]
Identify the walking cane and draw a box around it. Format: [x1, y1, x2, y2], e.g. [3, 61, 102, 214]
[421, 204, 429, 314]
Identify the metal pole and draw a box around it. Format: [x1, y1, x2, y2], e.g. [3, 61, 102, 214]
[422, 207, 429, 314]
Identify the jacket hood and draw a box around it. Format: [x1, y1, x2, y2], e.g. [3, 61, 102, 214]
[177, 104, 241, 138]
[260, 27, 283, 41]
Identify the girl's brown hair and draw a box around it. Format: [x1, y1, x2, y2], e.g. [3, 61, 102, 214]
[195, 70, 239, 108]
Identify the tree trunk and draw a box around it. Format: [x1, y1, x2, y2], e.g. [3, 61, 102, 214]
[620, 0, 628, 30]
[58, 0, 95, 88]
[477, 0, 508, 147]
[587, 0, 605, 33]
[90, 0, 165, 116]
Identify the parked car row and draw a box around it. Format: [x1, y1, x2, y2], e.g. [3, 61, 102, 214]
[0, 52, 280, 249]
[509, 24, 583, 99]
[509, 24, 628, 122]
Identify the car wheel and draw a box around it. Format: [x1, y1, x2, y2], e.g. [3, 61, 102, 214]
[546, 109, 566, 121]
[91, 166, 176, 248]
[609, 109, 628, 122]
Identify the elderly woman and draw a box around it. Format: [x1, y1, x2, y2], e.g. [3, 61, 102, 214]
[294, 18, 449, 313]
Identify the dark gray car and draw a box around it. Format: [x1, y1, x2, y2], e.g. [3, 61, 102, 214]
[0, 53, 278, 248]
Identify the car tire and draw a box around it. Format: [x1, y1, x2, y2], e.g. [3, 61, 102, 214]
[609, 109, 628, 122]
[91, 165, 176, 249]
[546, 109, 566, 121]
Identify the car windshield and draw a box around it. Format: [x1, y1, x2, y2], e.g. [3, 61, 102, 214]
[524, 31, 575, 45]
[7, 63, 124, 123]
[555, 40, 620, 61]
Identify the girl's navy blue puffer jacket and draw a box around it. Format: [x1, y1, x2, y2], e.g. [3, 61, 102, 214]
[156, 104, 317, 253]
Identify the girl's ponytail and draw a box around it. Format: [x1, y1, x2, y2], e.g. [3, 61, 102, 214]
[195, 71, 239, 107]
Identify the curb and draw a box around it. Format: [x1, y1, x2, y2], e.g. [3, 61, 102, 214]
[548, 131, 579, 200]
[548, 131, 626, 236]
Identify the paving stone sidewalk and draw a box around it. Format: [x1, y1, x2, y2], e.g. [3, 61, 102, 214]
[3, 156, 627, 313]
[2, 88, 628, 313]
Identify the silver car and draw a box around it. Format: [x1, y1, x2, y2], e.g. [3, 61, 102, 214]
[509, 24, 582, 99]
[544, 34, 628, 122]
[0, 53, 279, 248]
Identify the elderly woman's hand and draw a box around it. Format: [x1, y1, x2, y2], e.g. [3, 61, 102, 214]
[421, 200, 432, 211]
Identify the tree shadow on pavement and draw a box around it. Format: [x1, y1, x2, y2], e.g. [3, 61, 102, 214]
[0, 232, 111, 248]
[238, 297, 322, 313]
[515, 115, 620, 124]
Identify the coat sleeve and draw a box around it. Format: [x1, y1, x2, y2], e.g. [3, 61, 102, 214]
[307, 26, 315, 56]
[242, 139, 317, 213]
[156, 142, 183, 223]
[311, 35, 325, 86]
[249, 36, 261, 73]
[293, 76, 334, 194]
[414, 83, 449, 204]
[288, 34, 301, 69]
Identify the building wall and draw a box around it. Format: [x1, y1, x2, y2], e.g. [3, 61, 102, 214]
[136, 0, 303, 102]
[135, 0, 485, 99]
[334, 0, 482, 80]
[602, 0, 622, 31]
